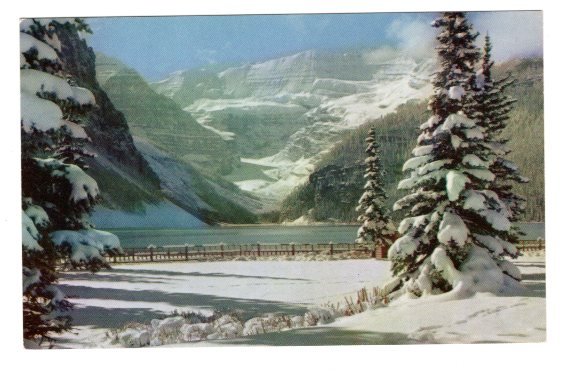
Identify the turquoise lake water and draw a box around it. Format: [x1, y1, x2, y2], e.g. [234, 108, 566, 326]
[105, 223, 545, 248]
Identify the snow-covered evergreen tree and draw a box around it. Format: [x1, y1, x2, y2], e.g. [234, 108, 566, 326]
[21, 18, 122, 345]
[387, 12, 524, 300]
[469, 35, 527, 233]
[356, 127, 395, 250]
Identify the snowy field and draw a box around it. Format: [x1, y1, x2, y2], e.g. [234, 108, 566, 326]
[54, 252, 545, 348]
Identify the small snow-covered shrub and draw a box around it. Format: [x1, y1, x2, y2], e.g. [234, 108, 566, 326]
[242, 317, 268, 336]
[159, 310, 215, 324]
[290, 315, 305, 328]
[209, 314, 244, 339]
[180, 323, 215, 342]
[118, 328, 150, 348]
[341, 298, 372, 316]
[155, 316, 186, 332]
[242, 314, 293, 336]
[150, 316, 186, 345]
[113, 310, 248, 347]
[110, 284, 392, 348]
[304, 307, 338, 326]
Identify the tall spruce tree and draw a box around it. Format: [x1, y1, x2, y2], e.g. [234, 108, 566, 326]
[469, 35, 527, 238]
[387, 12, 523, 299]
[356, 127, 395, 251]
[21, 18, 122, 346]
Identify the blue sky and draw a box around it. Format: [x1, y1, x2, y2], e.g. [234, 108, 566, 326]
[86, 11, 543, 81]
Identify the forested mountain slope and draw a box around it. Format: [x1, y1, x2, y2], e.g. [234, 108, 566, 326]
[279, 58, 544, 223]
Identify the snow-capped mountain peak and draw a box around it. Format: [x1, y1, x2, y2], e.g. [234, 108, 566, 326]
[152, 49, 436, 204]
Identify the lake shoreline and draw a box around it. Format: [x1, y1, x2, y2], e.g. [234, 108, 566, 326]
[104, 221, 545, 230]
[101, 223, 545, 248]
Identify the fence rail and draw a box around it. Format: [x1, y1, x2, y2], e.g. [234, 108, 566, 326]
[517, 239, 545, 251]
[104, 242, 374, 264]
[102, 240, 545, 264]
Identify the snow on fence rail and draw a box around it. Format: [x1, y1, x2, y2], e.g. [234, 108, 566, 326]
[98, 240, 545, 264]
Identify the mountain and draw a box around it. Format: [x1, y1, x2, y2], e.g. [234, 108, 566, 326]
[54, 24, 164, 213]
[48, 26, 258, 227]
[278, 58, 544, 223]
[95, 53, 234, 174]
[151, 50, 436, 203]
[94, 53, 261, 223]
[56, 25, 228, 226]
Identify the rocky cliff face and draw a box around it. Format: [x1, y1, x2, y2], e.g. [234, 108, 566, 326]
[52, 26, 260, 224]
[54, 24, 162, 211]
[93, 53, 261, 223]
[95, 53, 234, 175]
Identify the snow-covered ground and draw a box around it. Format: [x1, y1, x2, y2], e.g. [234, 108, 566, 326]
[54, 252, 545, 348]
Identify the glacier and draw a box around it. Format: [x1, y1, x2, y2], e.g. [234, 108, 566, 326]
[152, 49, 436, 204]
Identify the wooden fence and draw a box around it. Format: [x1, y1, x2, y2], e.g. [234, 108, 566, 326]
[517, 239, 545, 251]
[105, 242, 373, 264]
[102, 240, 545, 264]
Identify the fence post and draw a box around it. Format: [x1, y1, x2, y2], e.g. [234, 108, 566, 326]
[150, 248, 154, 262]
[291, 243, 295, 256]
[538, 238, 543, 250]
[185, 246, 189, 261]
[220, 243, 225, 258]
[257, 243, 261, 257]
[330, 242, 333, 256]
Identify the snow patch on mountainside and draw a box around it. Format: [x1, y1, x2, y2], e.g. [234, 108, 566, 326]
[239, 155, 318, 199]
[151, 70, 185, 99]
[195, 116, 235, 141]
[185, 97, 306, 114]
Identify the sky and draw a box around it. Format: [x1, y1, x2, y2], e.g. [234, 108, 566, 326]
[86, 11, 543, 81]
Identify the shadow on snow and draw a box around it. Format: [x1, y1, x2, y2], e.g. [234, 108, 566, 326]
[204, 326, 418, 346]
[59, 284, 307, 328]
[60, 268, 311, 284]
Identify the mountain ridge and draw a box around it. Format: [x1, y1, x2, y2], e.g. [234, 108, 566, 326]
[151, 49, 437, 203]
